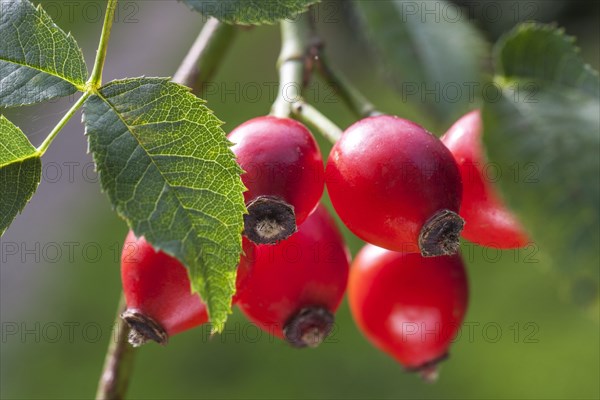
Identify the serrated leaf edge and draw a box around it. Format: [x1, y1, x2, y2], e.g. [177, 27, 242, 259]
[82, 77, 246, 332]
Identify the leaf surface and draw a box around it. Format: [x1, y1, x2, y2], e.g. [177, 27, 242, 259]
[0, 0, 87, 107]
[354, 0, 488, 122]
[483, 23, 600, 308]
[183, 0, 319, 25]
[83, 78, 246, 331]
[0, 115, 42, 236]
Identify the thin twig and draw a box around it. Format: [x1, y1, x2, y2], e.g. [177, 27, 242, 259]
[271, 12, 377, 144]
[316, 52, 380, 118]
[305, 17, 379, 119]
[271, 14, 344, 144]
[173, 18, 238, 90]
[95, 294, 134, 400]
[271, 14, 314, 118]
[36, 93, 90, 156]
[88, 0, 119, 88]
[291, 100, 342, 144]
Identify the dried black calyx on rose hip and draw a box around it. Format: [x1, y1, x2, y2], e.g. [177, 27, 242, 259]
[121, 309, 169, 347]
[283, 307, 335, 348]
[418, 209, 465, 257]
[243, 196, 297, 244]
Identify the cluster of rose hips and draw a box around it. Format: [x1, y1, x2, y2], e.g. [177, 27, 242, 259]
[120, 110, 528, 380]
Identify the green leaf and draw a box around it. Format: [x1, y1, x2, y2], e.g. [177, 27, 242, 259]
[0, 0, 87, 107]
[354, 0, 488, 123]
[483, 23, 600, 308]
[183, 0, 319, 25]
[82, 78, 246, 331]
[0, 115, 42, 236]
[495, 23, 599, 97]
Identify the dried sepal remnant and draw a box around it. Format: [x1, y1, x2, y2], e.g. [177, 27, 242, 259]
[283, 307, 335, 349]
[419, 209, 465, 257]
[121, 309, 169, 347]
[243, 196, 297, 245]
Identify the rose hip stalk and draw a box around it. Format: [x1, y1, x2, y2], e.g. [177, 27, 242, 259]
[349, 244, 469, 382]
[229, 116, 325, 245]
[326, 115, 464, 256]
[120, 231, 208, 346]
[235, 205, 350, 348]
[441, 110, 529, 248]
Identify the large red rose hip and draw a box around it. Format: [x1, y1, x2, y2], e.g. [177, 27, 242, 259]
[441, 110, 529, 248]
[229, 116, 324, 245]
[349, 244, 468, 381]
[325, 115, 464, 256]
[235, 205, 350, 348]
[120, 231, 208, 346]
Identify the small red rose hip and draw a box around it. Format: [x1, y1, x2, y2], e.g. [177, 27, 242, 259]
[120, 231, 208, 346]
[229, 116, 324, 245]
[235, 205, 350, 348]
[441, 110, 529, 248]
[326, 115, 464, 256]
[349, 244, 468, 381]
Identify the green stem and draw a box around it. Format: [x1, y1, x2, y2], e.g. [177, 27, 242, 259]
[88, 0, 119, 88]
[95, 293, 136, 400]
[173, 18, 238, 91]
[271, 14, 314, 118]
[36, 93, 90, 156]
[316, 53, 380, 118]
[271, 11, 374, 143]
[291, 100, 342, 144]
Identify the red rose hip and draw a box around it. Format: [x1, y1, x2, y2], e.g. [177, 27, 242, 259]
[235, 205, 350, 348]
[326, 115, 464, 256]
[229, 116, 324, 245]
[441, 110, 529, 248]
[120, 231, 208, 346]
[349, 244, 468, 381]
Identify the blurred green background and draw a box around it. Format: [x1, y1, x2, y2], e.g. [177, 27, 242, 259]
[1, 1, 599, 399]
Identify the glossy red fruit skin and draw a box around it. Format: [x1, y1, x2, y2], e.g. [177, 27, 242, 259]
[235, 205, 350, 341]
[349, 244, 468, 370]
[441, 110, 529, 248]
[121, 231, 208, 337]
[228, 116, 324, 226]
[325, 115, 463, 253]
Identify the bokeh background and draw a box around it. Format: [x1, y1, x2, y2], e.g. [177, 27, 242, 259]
[1, 1, 599, 399]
